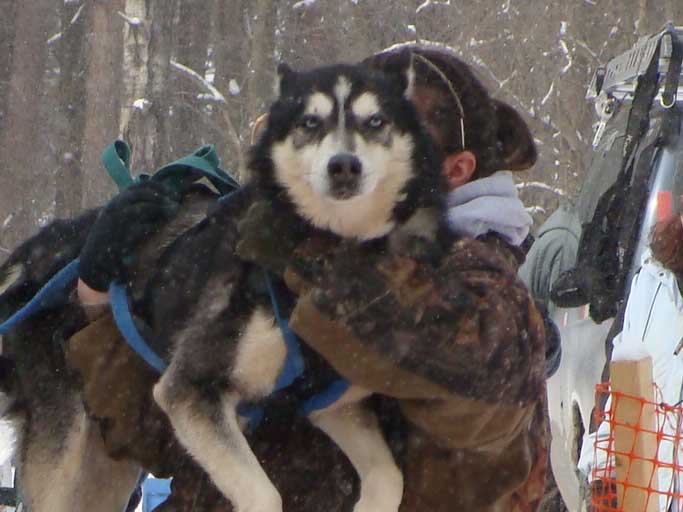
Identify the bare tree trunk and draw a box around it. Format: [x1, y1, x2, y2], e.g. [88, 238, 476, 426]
[246, 0, 276, 128]
[170, 0, 210, 157]
[213, 0, 249, 178]
[146, 0, 175, 168]
[119, 0, 150, 174]
[81, 0, 125, 209]
[0, 0, 52, 250]
[0, 0, 16, 136]
[120, 0, 175, 173]
[54, 1, 88, 219]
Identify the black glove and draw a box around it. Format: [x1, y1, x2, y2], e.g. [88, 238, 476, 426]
[79, 181, 181, 291]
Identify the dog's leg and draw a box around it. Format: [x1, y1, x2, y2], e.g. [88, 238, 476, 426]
[310, 387, 403, 512]
[18, 409, 141, 512]
[154, 368, 282, 512]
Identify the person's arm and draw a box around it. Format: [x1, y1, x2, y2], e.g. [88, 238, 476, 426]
[288, 236, 546, 451]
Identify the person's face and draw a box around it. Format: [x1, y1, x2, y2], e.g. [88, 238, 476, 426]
[411, 84, 477, 189]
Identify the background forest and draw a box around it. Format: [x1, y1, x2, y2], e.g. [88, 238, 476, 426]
[1, 0, 683, 254]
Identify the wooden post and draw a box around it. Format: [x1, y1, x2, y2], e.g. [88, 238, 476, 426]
[610, 356, 659, 512]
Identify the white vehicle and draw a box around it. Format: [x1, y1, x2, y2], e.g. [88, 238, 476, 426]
[520, 24, 683, 511]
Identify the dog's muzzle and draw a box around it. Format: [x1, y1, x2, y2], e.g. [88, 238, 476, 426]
[327, 153, 362, 199]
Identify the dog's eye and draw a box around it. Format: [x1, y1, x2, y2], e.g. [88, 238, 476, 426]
[301, 115, 322, 130]
[366, 114, 386, 130]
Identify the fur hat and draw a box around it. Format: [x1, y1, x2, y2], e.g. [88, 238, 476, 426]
[363, 44, 537, 178]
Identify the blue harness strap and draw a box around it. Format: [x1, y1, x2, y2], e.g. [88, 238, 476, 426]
[0, 259, 80, 335]
[262, 271, 304, 392]
[109, 282, 168, 374]
[106, 269, 308, 429]
[299, 379, 350, 416]
[1, 140, 349, 429]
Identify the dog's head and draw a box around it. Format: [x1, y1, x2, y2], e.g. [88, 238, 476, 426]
[250, 61, 446, 241]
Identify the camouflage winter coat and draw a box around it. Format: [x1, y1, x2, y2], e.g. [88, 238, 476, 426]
[284, 232, 548, 512]
[67, 199, 549, 511]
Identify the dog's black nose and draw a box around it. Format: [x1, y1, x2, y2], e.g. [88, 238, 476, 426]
[327, 154, 362, 199]
[327, 154, 362, 179]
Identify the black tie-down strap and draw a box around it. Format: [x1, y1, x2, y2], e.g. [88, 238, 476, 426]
[552, 29, 683, 322]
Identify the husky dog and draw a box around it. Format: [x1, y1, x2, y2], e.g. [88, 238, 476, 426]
[0, 59, 452, 512]
[149, 61, 451, 512]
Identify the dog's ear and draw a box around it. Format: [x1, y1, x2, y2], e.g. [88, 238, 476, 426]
[494, 99, 537, 171]
[401, 52, 416, 99]
[370, 50, 415, 99]
[275, 63, 297, 98]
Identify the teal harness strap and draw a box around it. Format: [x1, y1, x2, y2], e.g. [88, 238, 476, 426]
[101, 140, 239, 196]
[152, 146, 239, 195]
[101, 141, 135, 191]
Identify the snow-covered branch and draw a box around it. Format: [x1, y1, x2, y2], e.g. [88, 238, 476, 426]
[170, 60, 226, 103]
[541, 81, 555, 105]
[416, 0, 451, 14]
[47, 33, 62, 46]
[293, 0, 320, 10]
[70, 3, 85, 25]
[117, 11, 143, 27]
[170, 60, 244, 174]
[559, 39, 572, 74]
[517, 181, 567, 197]
[47, 3, 85, 46]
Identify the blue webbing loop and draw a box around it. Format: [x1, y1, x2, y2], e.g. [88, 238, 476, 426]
[235, 403, 265, 431]
[299, 379, 350, 416]
[0, 259, 80, 335]
[263, 271, 305, 392]
[109, 282, 168, 374]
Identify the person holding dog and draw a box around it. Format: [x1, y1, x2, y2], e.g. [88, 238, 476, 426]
[73, 44, 549, 511]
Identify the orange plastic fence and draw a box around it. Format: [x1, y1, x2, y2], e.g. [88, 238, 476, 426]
[592, 382, 683, 511]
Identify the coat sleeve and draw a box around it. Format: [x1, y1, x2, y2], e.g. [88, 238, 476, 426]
[288, 237, 547, 452]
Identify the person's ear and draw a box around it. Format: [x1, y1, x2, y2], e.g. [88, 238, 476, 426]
[443, 150, 477, 188]
[493, 99, 537, 170]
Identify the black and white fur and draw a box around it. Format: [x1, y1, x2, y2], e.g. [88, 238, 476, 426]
[0, 60, 452, 512]
[151, 62, 451, 512]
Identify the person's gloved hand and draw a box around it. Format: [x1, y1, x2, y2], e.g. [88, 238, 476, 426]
[78, 181, 181, 291]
